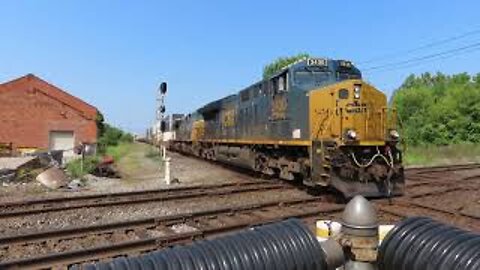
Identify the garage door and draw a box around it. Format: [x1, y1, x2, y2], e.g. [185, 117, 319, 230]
[49, 131, 74, 157]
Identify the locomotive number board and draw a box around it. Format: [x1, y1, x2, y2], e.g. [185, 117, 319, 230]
[307, 58, 328, 66]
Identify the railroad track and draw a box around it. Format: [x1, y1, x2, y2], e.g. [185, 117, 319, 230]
[377, 164, 480, 232]
[405, 162, 480, 175]
[377, 199, 480, 232]
[1, 162, 478, 269]
[0, 197, 344, 269]
[0, 181, 290, 218]
[406, 174, 479, 197]
[404, 163, 480, 196]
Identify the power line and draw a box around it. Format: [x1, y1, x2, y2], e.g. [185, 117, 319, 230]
[362, 41, 480, 72]
[358, 28, 480, 65]
[364, 46, 480, 74]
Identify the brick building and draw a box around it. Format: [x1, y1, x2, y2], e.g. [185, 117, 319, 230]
[0, 74, 98, 155]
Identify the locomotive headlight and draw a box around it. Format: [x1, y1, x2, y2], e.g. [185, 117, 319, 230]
[353, 84, 361, 99]
[347, 129, 357, 140]
[389, 129, 400, 140]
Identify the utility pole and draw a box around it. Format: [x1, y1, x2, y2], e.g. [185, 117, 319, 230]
[156, 82, 171, 184]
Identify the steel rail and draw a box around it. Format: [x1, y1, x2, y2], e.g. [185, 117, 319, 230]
[405, 163, 480, 174]
[0, 201, 344, 269]
[0, 180, 269, 208]
[0, 197, 325, 247]
[405, 174, 480, 197]
[377, 200, 479, 232]
[0, 182, 289, 218]
[395, 199, 480, 220]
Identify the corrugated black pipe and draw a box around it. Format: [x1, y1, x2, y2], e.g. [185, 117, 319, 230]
[378, 216, 480, 270]
[75, 219, 327, 270]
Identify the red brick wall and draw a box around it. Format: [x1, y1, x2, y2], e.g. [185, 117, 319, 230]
[0, 76, 97, 150]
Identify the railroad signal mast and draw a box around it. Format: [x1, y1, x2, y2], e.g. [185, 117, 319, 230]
[156, 82, 167, 152]
[156, 81, 171, 184]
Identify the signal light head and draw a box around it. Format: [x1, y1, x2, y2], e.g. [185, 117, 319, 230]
[160, 82, 167, 94]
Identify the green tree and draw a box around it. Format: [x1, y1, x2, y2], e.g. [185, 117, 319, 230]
[263, 53, 310, 79]
[97, 124, 134, 154]
[473, 73, 480, 86]
[392, 72, 480, 146]
[96, 111, 106, 138]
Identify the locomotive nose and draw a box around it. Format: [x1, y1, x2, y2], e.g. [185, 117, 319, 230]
[344, 82, 391, 143]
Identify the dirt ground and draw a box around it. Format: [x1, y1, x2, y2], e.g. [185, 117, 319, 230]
[0, 143, 316, 236]
[86, 143, 257, 193]
[0, 143, 257, 202]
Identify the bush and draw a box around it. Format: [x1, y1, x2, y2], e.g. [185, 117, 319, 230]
[97, 124, 134, 154]
[66, 156, 100, 178]
[120, 133, 134, 143]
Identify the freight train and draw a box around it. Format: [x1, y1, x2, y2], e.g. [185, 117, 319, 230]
[167, 57, 404, 198]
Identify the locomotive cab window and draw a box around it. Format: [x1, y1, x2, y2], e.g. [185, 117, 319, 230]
[339, 89, 349, 99]
[278, 73, 286, 92]
[253, 85, 260, 98]
[240, 89, 250, 102]
[271, 72, 288, 94]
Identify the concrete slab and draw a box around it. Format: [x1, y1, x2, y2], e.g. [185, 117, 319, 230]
[36, 167, 68, 189]
[0, 157, 37, 170]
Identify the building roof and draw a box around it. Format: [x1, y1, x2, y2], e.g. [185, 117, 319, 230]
[0, 74, 98, 120]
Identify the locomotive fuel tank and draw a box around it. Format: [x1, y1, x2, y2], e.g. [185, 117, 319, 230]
[215, 145, 255, 169]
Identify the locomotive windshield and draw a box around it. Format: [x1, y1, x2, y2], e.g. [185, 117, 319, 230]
[294, 66, 332, 88]
[292, 59, 361, 89]
[337, 71, 361, 80]
[336, 60, 362, 80]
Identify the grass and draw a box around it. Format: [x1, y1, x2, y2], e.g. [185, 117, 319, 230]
[66, 143, 133, 178]
[105, 143, 133, 161]
[66, 156, 100, 178]
[145, 146, 162, 162]
[404, 144, 480, 167]
[113, 143, 165, 182]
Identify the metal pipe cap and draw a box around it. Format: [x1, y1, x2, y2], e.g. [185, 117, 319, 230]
[341, 195, 378, 233]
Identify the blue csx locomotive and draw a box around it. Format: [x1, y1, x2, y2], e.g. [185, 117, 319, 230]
[167, 58, 404, 198]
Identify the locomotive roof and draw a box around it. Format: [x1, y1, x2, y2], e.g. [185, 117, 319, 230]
[268, 58, 360, 78]
[198, 94, 237, 114]
[196, 57, 361, 116]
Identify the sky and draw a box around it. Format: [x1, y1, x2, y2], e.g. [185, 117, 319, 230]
[1, 1, 480, 133]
